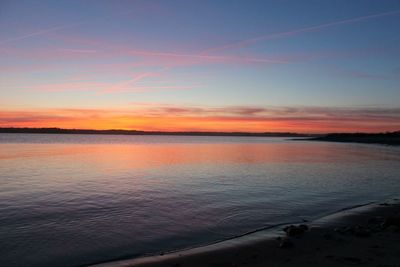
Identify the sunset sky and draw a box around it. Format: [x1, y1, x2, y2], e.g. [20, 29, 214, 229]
[1, 0, 400, 133]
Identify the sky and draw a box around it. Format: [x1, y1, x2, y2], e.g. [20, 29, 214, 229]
[1, 0, 400, 133]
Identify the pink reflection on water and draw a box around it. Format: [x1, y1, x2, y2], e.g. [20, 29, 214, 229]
[0, 141, 387, 170]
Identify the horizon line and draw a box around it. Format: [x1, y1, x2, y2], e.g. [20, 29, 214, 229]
[1, 127, 399, 136]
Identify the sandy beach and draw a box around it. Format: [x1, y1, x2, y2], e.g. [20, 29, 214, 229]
[92, 199, 400, 267]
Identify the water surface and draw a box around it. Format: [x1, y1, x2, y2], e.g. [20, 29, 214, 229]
[1, 134, 400, 266]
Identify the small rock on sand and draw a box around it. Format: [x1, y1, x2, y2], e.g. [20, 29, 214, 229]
[283, 224, 308, 237]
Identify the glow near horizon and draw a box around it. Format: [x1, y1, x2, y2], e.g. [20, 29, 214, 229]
[1, 0, 400, 133]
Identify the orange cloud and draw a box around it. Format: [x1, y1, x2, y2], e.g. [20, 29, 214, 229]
[1, 105, 399, 133]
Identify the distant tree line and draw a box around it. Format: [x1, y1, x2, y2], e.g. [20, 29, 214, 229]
[0, 127, 310, 137]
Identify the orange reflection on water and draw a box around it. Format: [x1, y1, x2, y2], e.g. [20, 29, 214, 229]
[0, 141, 364, 171]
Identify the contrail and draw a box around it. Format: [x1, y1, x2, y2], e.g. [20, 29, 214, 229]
[0, 23, 85, 45]
[0, 10, 134, 46]
[201, 9, 400, 54]
[127, 50, 289, 64]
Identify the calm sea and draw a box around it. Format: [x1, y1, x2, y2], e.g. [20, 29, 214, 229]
[1, 134, 399, 266]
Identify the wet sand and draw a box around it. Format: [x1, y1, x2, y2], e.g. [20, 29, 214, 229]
[92, 199, 400, 267]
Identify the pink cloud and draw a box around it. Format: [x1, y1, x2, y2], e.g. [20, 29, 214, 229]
[3, 8, 399, 97]
[57, 48, 98, 53]
[29, 82, 109, 92]
[27, 78, 194, 94]
[100, 70, 166, 93]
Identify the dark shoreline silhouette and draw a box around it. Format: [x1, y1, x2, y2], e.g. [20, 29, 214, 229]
[306, 131, 400, 146]
[0, 127, 310, 137]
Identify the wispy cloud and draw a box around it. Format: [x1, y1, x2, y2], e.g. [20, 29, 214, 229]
[0, 24, 83, 46]
[27, 75, 194, 94]
[0, 9, 136, 46]
[57, 48, 97, 53]
[29, 82, 109, 92]
[327, 65, 400, 80]
[2, 8, 399, 96]
[127, 49, 288, 64]
[100, 69, 168, 94]
[136, 104, 400, 121]
[2, 105, 399, 133]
